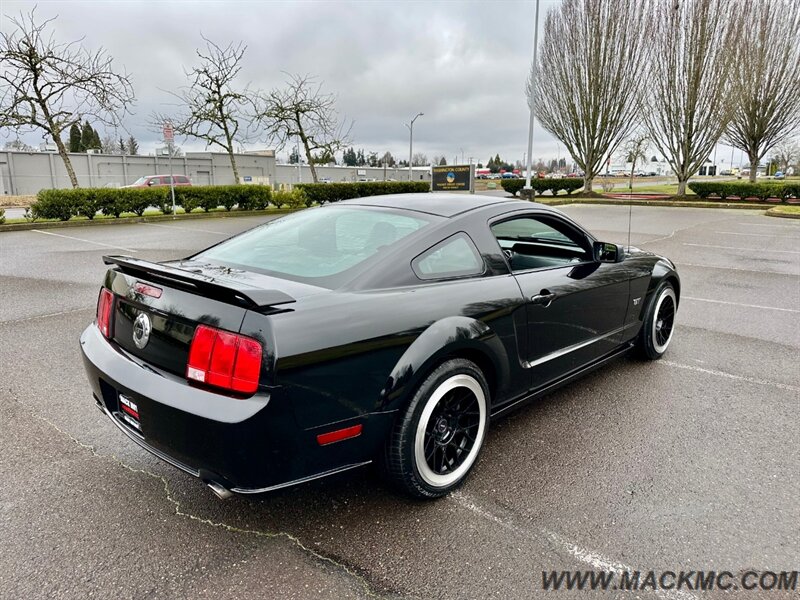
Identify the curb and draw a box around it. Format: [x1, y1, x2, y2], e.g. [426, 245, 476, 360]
[536, 197, 768, 210]
[765, 207, 800, 220]
[0, 208, 303, 233]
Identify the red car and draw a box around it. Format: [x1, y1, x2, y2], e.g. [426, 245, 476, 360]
[124, 175, 192, 188]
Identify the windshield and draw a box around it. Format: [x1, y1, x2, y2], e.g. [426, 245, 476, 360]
[131, 176, 149, 185]
[196, 206, 436, 286]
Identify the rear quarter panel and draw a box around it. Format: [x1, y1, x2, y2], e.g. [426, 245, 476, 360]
[260, 275, 527, 430]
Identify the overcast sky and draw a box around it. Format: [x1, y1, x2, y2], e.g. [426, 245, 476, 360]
[1, 0, 746, 168]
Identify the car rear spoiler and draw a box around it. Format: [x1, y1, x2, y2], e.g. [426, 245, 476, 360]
[103, 255, 296, 309]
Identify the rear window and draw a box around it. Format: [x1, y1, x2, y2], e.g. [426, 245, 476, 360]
[196, 206, 436, 286]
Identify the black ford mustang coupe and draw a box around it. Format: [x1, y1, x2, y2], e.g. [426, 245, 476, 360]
[80, 194, 679, 499]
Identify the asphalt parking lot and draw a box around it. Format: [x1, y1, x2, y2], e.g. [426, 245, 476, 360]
[1, 203, 798, 599]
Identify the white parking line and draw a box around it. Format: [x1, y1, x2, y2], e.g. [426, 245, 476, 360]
[450, 492, 696, 600]
[661, 361, 800, 393]
[31, 229, 138, 253]
[736, 222, 800, 229]
[145, 222, 227, 235]
[683, 296, 800, 313]
[713, 231, 798, 238]
[683, 242, 800, 254]
[677, 262, 799, 276]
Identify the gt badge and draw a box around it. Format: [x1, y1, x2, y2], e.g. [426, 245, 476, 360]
[132, 312, 152, 349]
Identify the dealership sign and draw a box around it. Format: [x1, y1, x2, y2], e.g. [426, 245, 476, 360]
[431, 164, 474, 192]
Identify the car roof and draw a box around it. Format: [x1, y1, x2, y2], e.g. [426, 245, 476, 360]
[338, 193, 523, 217]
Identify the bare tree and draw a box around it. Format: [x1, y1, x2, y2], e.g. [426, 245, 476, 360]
[725, 0, 800, 182]
[257, 73, 352, 183]
[623, 133, 649, 192]
[3, 138, 35, 151]
[153, 37, 255, 183]
[100, 134, 121, 154]
[771, 139, 798, 173]
[640, 0, 740, 196]
[0, 10, 134, 187]
[529, 0, 648, 193]
[411, 152, 428, 167]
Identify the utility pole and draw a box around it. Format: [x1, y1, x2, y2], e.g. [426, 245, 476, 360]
[524, 0, 541, 190]
[406, 112, 423, 181]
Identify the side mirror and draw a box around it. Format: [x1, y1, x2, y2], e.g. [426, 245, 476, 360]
[593, 241, 625, 263]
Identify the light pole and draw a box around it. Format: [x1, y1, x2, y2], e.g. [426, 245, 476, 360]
[524, 0, 541, 190]
[406, 112, 423, 181]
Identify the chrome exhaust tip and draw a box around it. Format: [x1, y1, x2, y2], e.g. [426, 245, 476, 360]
[205, 480, 234, 500]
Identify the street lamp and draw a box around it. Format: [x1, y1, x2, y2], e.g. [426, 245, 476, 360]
[524, 0, 541, 190]
[406, 112, 423, 181]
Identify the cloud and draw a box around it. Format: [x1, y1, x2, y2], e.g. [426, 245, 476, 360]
[1, 0, 569, 164]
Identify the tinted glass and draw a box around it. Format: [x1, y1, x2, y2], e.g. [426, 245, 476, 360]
[413, 233, 483, 279]
[491, 215, 592, 272]
[492, 218, 576, 246]
[196, 206, 435, 285]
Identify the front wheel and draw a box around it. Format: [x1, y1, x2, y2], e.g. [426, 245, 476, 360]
[636, 281, 677, 360]
[382, 359, 489, 499]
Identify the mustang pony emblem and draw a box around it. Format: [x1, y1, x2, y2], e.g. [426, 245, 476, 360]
[132, 312, 152, 349]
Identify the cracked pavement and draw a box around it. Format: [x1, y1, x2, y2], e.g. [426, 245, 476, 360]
[1, 206, 798, 599]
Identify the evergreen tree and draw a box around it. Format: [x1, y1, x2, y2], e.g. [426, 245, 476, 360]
[119, 137, 127, 155]
[126, 136, 139, 155]
[438, 156, 447, 165]
[79, 120, 93, 151]
[288, 147, 300, 164]
[68, 123, 81, 152]
[379, 151, 395, 167]
[355, 149, 366, 166]
[342, 147, 357, 166]
[91, 128, 102, 150]
[367, 151, 378, 167]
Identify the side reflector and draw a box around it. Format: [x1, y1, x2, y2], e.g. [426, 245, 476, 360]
[96, 288, 114, 338]
[186, 324, 263, 394]
[317, 424, 363, 446]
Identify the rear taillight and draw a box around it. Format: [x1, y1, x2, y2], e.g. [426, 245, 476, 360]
[96, 288, 114, 338]
[186, 325, 263, 394]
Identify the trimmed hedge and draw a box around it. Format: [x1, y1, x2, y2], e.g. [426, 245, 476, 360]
[500, 178, 584, 197]
[688, 181, 799, 202]
[0, 208, 5, 225]
[294, 181, 430, 206]
[272, 189, 307, 209]
[30, 185, 272, 221]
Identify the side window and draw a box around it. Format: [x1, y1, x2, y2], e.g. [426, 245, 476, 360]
[176, 176, 189, 184]
[491, 215, 591, 272]
[412, 233, 484, 280]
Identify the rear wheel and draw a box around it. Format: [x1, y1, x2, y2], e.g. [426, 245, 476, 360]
[382, 359, 489, 499]
[637, 281, 677, 360]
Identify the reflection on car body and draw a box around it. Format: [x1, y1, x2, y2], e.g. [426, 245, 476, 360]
[80, 193, 679, 499]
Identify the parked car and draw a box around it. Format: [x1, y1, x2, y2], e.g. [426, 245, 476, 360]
[81, 194, 680, 500]
[773, 171, 785, 180]
[501, 172, 518, 179]
[124, 175, 192, 188]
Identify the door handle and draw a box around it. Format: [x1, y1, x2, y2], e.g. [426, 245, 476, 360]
[530, 290, 556, 307]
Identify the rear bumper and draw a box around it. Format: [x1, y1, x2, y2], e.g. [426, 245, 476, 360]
[80, 324, 391, 493]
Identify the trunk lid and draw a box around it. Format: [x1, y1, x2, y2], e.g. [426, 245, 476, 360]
[104, 256, 325, 377]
